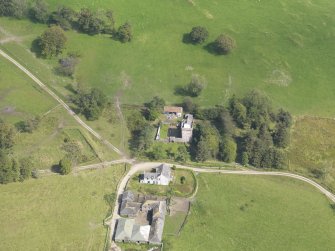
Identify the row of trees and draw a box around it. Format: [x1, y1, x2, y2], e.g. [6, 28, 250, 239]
[187, 26, 236, 55]
[1, 0, 132, 41]
[0, 119, 36, 184]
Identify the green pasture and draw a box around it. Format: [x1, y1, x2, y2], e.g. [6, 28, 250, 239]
[0, 1, 335, 116]
[164, 173, 335, 250]
[0, 165, 126, 251]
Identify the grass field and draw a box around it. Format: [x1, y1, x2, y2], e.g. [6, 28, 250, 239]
[0, 164, 126, 251]
[164, 174, 335, 250]
[289, 116, 335, 192]
[1, 1, 335, 116]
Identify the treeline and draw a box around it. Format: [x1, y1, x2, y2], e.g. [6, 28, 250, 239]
[126, 91, 291, 169]
[0, 119, 36, 184]
[190, 90, 291, 168]
[0, 0, 132, 40]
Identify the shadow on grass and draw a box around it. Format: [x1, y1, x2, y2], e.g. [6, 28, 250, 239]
[30, 38, 43, 58]
[174, 85, 188, 96]
[51, 164, 60, 173]
[203, 42, 220, 55]
[182, 33, 193, 44]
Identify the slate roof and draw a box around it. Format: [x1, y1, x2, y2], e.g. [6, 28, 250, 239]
[156, 164, 172, 180]
[120, 201, 141, 217]
[149, 218, 165, 244]
[114, 218, 135, 241]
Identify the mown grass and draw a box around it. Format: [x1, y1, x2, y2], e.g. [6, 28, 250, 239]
[164, 174, 335, 250]
[289, 116, 335, 192]
[1, 1, 335, 116]
[127, 169, 196, 197]
[0, 165, 126, 251]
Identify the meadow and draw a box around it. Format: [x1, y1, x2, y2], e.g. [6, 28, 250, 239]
[164, 173, 335, 251]
[0, 0, 335, 116]
[0, 165, 126, 251]
[289, 116, 335, 192]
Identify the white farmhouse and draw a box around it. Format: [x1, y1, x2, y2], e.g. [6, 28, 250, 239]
[140, 164, 172, 186]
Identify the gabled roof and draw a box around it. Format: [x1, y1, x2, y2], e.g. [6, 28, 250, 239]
[114, 218, 135, 241]
[149, 218, 165, 244]
[122, 190, 135, 202]
[156, 164, 172, 179]
[152, 201, 166, 220]
[120, 201, 141, 217]
[164, 106, 183, 114]
[131, 224, 150, 242]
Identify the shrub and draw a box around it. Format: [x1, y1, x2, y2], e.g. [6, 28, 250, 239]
[213, 34, 236, 55]
[184, 74, 206, 97]
[180, 176, 186, 184]
[117, 22, 132, 43]
[56, 54, 79, 77]
[29, 0, 49, 23]
[59, 157, 72, 175]
[189, 26, 208, 44]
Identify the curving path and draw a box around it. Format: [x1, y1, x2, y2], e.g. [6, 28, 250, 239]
[106, 161, 335, 249]
[0, 49, 123, 156]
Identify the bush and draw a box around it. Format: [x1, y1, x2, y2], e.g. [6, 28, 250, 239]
[184, 74, 206, 97]
[213, 34, 236, 55]
[29, 0, 49, 23]
[38, 26, 67, 57]
[180, 176, 186, 184]
[20, 116, 40, 133]
[56, 54, 79, 77]
[189, 26, 208, 44]
[117, 22, 132, 43]
[0, 0, 28, 19]
[49, 6, 76, 30]
[59, 157, 72, 175]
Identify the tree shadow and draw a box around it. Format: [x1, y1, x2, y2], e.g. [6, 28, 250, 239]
[174, 85, 188, 96]
[30, 38, 43, 58]
[64, 84, 77, 94]
[182, 33, 192, 44]
[203, 42, 221, 56]
[51, 164, 60, 173]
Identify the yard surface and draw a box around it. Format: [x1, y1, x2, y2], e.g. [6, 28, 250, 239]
[127, 169, 196, 197]
[1, 1, 335, 116]
[0, 165, 126, 251]
[164, 174, 335, 250]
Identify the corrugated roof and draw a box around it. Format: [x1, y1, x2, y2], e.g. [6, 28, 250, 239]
[164, 106, 183, 113]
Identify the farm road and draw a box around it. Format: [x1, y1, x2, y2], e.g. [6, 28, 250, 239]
[106, 161, 335, 249]
[0, 49, 123, 156]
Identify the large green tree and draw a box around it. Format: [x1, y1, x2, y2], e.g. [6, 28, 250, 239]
[213, 34, 236, 55]
[39, 26, 67, 57]
[0, 0, 27, 18]
[189, 26, 209, 44]
[219, 137, 237, 163]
